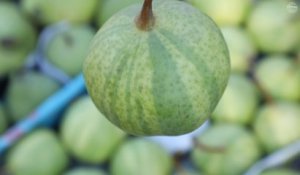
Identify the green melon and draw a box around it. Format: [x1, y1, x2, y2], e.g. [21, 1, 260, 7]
[254, 101, 300, 153]
[191, 124, 261, 175]
[111, 138, 172, 175]
[61, 96, 126, 164]
[83, 0, 230, 136]
[46, 25, 95, 76]
[254, 55, 300, 101]
[6, 71, 60, 121]
[0, 2, 36, 76]
[64, 168, 107, 175]
[96, 0, 142, 26]
[212, 74, 260, 125]
[6, 129, 68, 175]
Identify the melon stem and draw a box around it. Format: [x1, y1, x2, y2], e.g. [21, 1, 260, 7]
[136, 0, 155, 31]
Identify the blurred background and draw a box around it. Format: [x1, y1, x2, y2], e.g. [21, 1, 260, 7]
[0, 0, 300, 175]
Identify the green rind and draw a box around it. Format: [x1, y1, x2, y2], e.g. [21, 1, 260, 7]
[84, 0, 230, 135]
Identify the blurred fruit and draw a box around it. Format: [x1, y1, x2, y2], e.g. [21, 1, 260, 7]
[254, 55, 300, 101]
[212, 74, 259, 125]
[261, 169, 299, 175]
[6, 71, 60, 121]
[45, 25, 95, 76]
[61, 96, 126, 164]
[175, 168, 200, 175]
[64, 168, 107, 175]
[0, 2, 36, 76]
[96, 0, 142, 26]
[187, 0, 252, 26]
[254, 101, 300, 152]
[221, 27, 257, 73]
[6, 129, 68, 175]
[21, 0, 99, 25]
[84, 0, 230, 136]
[192, 124, 261, 175]
[0, 102, 7, 134]
[111, 138, 172, 175]
[247, 0, 300, 53]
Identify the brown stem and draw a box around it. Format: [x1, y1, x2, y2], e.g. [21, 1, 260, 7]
[193, 138, 226, 153]
[135, 0, 155, 31]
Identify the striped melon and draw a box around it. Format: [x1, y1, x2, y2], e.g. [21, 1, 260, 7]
[83, 0, 230, 136]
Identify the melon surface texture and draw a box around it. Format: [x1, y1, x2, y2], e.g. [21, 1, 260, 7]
[83, 0, 230, 136]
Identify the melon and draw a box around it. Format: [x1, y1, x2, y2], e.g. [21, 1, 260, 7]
[110, 138, 172, 175]
[61, 96, 126, 164]
[212, 74, 260, 125]
[83, 0, 230, 136]
[191, 124, 261, 175]
[6, 129, 68, 175]
[254, 101, 300, 152]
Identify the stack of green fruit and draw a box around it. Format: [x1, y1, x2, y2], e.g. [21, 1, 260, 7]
[0, 0, 299, 174]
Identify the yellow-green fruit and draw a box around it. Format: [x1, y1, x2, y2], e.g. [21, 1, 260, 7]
[46, 25, 95, 76]
[192, 124, 261, 175]
[21, 0, 99, 25]
[212, 74, 259, 125]
[221, 27, 257, 73]
[254, 102, 300, 152]
[254, 55, 300, 101]
[96, 0, 142, 26]
[0, 2, 36, 76]
[61, 96, 126, 164]
[247, 0, 300, 53]
[84, 0, 230, 136]
[6, 71, 60, 121]
[111, 138, 172, 175]
[6, 129, 68, 175]
[187, 0, 252, 26]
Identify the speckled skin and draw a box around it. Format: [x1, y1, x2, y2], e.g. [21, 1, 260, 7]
[84, 0, 230, 136]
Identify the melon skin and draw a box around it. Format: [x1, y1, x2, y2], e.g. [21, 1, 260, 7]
[83, 0, 230, 136]
[6, 129, 68, 175]
[110, 138, 172, 175]
[261, 169, 299, 175]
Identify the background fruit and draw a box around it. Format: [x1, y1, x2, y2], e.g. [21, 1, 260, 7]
[247, 0, 300, 53]
[21, 0, 99, 25]
[96, 0, 142, 26]
[84, 0, 230, 136]
[254, 55, 300, 101]
[6, 129, 68, 175]
[221, 27, 257, 73]
[61, 96, 126, 164]
[6, 71, 60, 121]
[64, 167, 107, 175]
[254, 101, 300, 152]
[45, 25, 95, 76]
[192, 124, 261, 175]
[212, 74, 259, 125]
[0, 2, 36, 76]
[187, 0, 252, 26]
[111, 138, 172, 175]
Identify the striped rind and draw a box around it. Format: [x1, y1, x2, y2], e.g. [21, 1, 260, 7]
[83, 0, 230, 135]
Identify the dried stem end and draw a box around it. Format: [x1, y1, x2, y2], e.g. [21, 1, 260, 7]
[135, 0, 155, 31]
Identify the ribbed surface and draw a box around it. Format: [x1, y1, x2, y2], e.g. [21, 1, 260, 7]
[84, 0, 230, 135]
